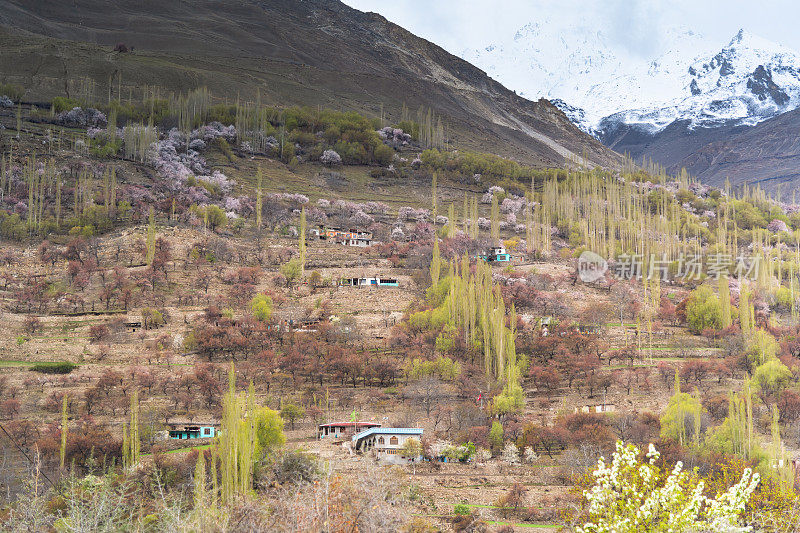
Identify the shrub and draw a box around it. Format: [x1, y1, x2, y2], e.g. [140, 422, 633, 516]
[268, 449, 319, 484]
[453, 503, 470, 516]
[51, 96, 82, 113]
[254, 406, 286, 456]
[89, 324, 110, 342]
[0, 83, 23, 101]
[576, 442, 759, 532]
[31, 362, 77, 374]
[751, 359, 792, 399]
[280, 258, 302, 284]
[320, 149, 342, 166]
[374, 143, 395, 166]
[685, 285, 722, 334]
[22, 316, 43, 335]
[249, 293, 273, 322]
[279, 402, 305, 429]
[204, 205, 227, 230]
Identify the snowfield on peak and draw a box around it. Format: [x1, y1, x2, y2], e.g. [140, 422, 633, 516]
[462, 25, 800, 136]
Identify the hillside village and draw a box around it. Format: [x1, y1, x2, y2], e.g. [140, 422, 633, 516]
[0, 16, 800, 527]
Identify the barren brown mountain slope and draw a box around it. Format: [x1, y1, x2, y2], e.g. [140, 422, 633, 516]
[0, 0, 622, 169]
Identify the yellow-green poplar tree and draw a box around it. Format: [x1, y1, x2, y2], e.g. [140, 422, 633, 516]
[299, 206, 307, 277]
[60, 394, 68, 469]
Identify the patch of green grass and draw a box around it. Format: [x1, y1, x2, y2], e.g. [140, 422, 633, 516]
[0, 360, 36, 367]
[30, 361, 77, 374]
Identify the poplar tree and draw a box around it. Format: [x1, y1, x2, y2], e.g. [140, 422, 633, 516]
[60, 395, 68, 469]
[430, 237, 441, 287]
[255, 166, 263, 228]
[123, 389, 140, 469]
[431, 172, 438, 219]
[447, 203, 455, 238]
[299, 206, 307, 277]
[146, 206, 156, 265]
[194, 450, 207, 514]
[719, 275, 732, 328]
[219, 363, 257, 503]
[491, 194, 500, 242]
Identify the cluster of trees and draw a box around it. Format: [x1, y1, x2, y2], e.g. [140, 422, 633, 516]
[232, 102, 401, 165]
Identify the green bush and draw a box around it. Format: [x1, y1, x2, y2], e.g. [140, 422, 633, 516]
[31, 361, 77, 374]
[52, 96, 82, 113]
[751, 359, 792, 398]
[453, 503, 470, 516]
[685, 285, 722, 334]
[90, 138, 122, 158]
[250, 294, 273, 321]
[204, 103, 237, 126]
[280, 258, 302, 283]
[373, 143, 395, 165]
[0, 211, 27, 240]
[0, 83, 24, 101]
[204, 205, 227, 230]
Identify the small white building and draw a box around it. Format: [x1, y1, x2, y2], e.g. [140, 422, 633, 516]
[318, 421, 381, 439]
[575, 403, 616, 414]
[346, 237, 372, 247]
[351, 427, 424, 464]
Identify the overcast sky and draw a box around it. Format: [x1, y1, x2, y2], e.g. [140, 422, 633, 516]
[342, 0, 800, 57]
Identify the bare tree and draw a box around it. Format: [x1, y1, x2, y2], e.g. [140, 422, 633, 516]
[404, 377, 447, 417]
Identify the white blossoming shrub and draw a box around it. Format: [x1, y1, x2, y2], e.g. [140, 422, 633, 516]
[476, 447, 492, 463]
[577, 442, 759, 533]
[192, 121, 236, 143]
[397, 206, 430, 222]
[398, 206, 416, 221]
[349, 210, 374, 226]
[502, 442, 519, 464]
[188, 139, 206, 151]
[500, 196, 525, 214]
[391, 226, 406, 241]
[363, 201, 388, 214]
[523, 446, 538, 463]
[57, 107, 107, 127]
[0, 95, 13, 108]
[320, 149, 342, 165]
[198, 170, 235, 195]
[377, 126, 411, 148]
[767, 219, 790, 233]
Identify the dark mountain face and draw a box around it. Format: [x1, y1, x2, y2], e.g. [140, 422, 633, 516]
[601, 109, 800, 194]
[0, 0, 621, 169]
[671, 108, 800, 192]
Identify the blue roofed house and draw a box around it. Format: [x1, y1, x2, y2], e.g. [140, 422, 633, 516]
[351, 427, 424, 464]
[167, 422, 218, 440]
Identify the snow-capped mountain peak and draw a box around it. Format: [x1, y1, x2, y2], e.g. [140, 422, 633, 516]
[605, 29, 800, 134]
[461, 25, 800, 136]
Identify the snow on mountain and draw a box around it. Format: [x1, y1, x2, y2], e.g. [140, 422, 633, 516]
[462, 25, 800, 136]
[602, 30, 800, 135]
[460, 21, 714, 133]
